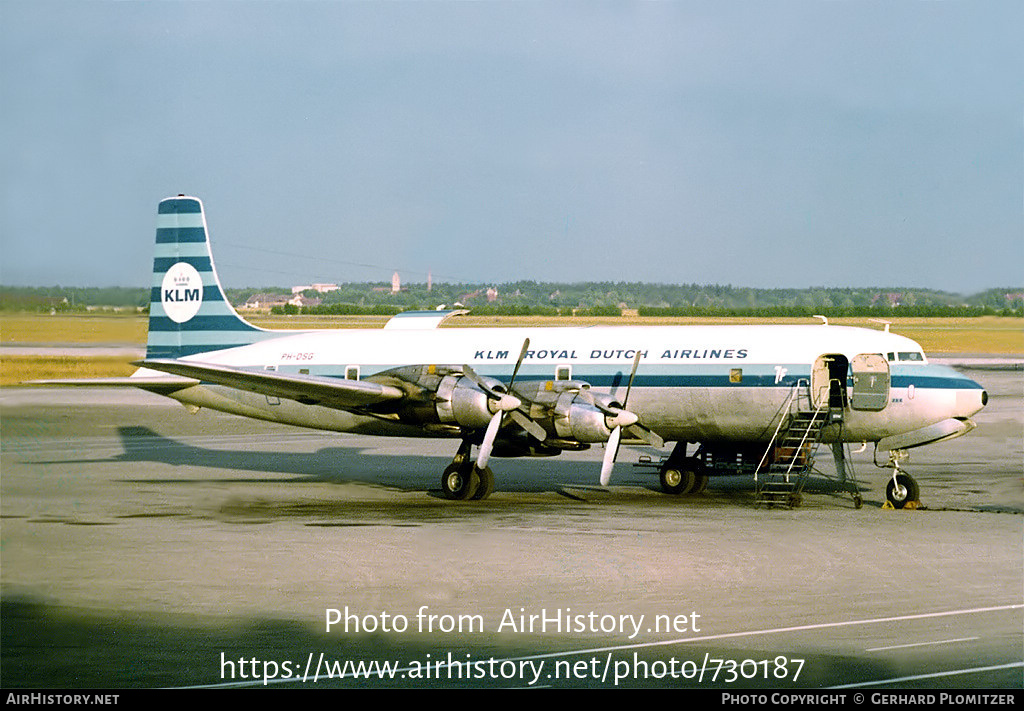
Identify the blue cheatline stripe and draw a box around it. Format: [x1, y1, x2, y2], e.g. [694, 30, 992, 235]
[155, 227, 207, 244]
[149, 286, 229, 304]
[139, 351, 982, 392]
[147, 316, 266, 334]
[152, 256, 212, 273]
[159, 199, 202, 214]
[892, 375, 984, 390]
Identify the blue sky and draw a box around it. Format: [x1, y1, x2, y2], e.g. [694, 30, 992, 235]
[2, 1, 1021, 291]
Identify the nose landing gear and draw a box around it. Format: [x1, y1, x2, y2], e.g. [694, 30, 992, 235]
[881, 450, 920, 509]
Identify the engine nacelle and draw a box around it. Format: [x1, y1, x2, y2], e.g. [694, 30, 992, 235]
[434, 374, 503, 429]
[551, 391, 621, 443]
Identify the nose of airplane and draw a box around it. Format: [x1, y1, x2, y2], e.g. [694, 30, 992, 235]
[955, 380, 988, 419]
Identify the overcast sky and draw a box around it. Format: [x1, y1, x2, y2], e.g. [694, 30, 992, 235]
[2, 1, 1021, 292]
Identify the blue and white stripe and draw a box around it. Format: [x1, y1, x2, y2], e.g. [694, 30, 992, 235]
[146, 196, 275, 359]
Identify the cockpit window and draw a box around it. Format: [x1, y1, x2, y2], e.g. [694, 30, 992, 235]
[898, 352, 924, 362]
[887, 352, 895, 361]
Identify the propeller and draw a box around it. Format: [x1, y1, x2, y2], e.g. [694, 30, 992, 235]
[464, 338, 533, 470]
[599, 350, 652, 486]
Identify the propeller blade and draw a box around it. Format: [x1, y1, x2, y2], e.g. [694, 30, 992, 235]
[507, 337, 530, 391]
[510, 409, 547, 441]
[627, 424, 665, 449]
[600, 426, 623, 486]
[476, 410, 502, 469]
[460, 363, 496, 396]
[622, 349, 642, 408]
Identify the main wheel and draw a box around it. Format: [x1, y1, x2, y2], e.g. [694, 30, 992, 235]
[691, 471, 709, 494]
[441, 462, 479, 500]
[470, 465, 494, 500]
[886, 473, 920, 509]
[660, 466, 696, 495]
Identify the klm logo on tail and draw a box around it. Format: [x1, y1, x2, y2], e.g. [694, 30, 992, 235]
[146, 196, 272, 358]
[161, 262, 203, 323]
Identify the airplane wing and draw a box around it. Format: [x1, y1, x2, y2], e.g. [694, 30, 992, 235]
[137, 359, 405, 409]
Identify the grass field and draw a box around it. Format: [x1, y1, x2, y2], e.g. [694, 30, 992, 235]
[1, 356, 137, 386]
[2, 312, 1020, 385]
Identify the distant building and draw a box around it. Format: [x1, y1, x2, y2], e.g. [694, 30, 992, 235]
[486, 287, 498, 303]
[288, 295, 322, 308]
[292, 283, 339, 295]
[392, 272, 401, 294]
[243, 293, 290, 310]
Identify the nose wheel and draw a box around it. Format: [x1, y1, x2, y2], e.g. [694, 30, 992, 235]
[886, 472, 920, 509]
[881, 450, 920, 509]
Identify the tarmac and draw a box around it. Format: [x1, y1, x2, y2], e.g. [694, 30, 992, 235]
[1, 364, 1020, 688]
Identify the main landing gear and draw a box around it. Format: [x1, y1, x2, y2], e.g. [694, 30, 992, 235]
[658, 443, 708, 496]
[440, 440, 495, 501]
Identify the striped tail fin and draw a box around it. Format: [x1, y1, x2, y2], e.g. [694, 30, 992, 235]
[147, 196, 272, 359]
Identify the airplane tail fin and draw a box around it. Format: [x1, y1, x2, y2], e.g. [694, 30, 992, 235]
[147, 196, 272, 359]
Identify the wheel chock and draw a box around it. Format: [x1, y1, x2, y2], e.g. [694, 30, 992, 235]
[882, 500, 922, 511]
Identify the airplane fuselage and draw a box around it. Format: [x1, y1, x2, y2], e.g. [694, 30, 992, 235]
[159, 323, 986, 449]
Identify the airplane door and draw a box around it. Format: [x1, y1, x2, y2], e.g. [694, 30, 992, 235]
[812, 354, 849, 410]
[851, 353, 889, 411]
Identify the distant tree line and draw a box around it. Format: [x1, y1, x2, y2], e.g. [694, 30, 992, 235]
[2, 283, 1020, 317]
[637, 304, 1019, 318]
[0, 286, 148, 312]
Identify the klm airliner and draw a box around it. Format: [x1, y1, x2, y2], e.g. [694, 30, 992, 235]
[48, 196, 989, 508]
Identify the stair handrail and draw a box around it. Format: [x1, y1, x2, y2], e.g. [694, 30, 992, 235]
[782, 400, 826, 481]
[754, 380, 805, 483]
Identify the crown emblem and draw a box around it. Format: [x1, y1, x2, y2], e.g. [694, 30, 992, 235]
[173, 273, 191, 286]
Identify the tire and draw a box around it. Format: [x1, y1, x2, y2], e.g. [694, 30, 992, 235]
[660, 467, 696, 495]
[691, 472, 709, 494]
[441, 462, 479, 500]
[886, 474, 919, 509]
[470, 466, 494, 500]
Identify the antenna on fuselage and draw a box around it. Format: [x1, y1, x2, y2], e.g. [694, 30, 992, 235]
[869, 319, 892, 332]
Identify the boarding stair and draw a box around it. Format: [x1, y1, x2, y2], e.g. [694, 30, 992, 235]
[754, 382, 833, 508]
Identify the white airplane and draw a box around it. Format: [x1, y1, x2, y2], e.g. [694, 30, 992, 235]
[56, 196, 989, 507]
